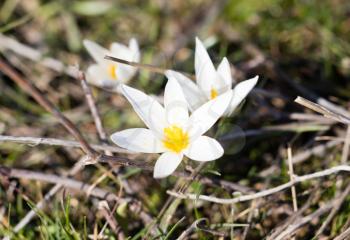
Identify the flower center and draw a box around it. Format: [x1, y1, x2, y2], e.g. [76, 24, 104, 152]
[162, 125, 189, 153]
[210, 88, 218, 99]
[107, 64, 117, 80]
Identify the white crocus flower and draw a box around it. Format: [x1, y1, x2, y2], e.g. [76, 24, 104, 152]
[165, 37, 258, 116]
[83, 39, 140, 90]
[110, 78, 233, 178]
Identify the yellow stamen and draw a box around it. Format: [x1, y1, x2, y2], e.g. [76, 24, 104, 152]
[107, 64, 117, 80]
[210, 88, 218, 99]
[162, 125, 189, 153]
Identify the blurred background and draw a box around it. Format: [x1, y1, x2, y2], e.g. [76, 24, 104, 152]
[1, 0, 350, 239]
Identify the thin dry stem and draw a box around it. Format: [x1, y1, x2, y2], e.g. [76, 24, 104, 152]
[0, 59, 96, 156]
[78, 71, 110, 152]
[315, 183, 350, 238]
[295, 97, 350, 125]
[0, 135, 132, 154]
[341, 125, 350, 164]
[0, 165, 128, 202]
[104, 55, 195, 80]
[334, 226, 350, 240]
[287, 146, 298, 212]
[167, 165, 350, 204]
[274, 201, 334, 240]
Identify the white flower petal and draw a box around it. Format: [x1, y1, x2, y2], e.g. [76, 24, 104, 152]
[188, 90, 233, 139]
[86, 64, 118, 88]
[217, 57, 233, 90]
[86, 64, 104, 86]
[120, 84, 167, 135]
[110, 128, 165, 153]
[165, 70, 206, 112]
[128, 38, 141, 62]
[110, 42, 132, 60]
[224, 76, 258, 116]
[195, 37, 217, 98]
[184, 136, 223, 161]
[110, 40, 139, 81]
[164, 77, 189, 126]
[110, 43, 134, 77]
[153, 152, 183, 178]
[83, 39, 109, 64]
[115, 65, 134, 84]
[120, 65, 137, 82]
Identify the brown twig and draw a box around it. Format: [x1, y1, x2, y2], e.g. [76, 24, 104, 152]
[176, 218, 207, 240]
[167, 165, 350, 204]
[313, 125, 350, 238]
[274, 200, 334, 240]
[104, 55, 195, 80]
[266, 187, 319, 239]
[286, 146, 297, 240]
[241, 199, 258, 240]
[78, 71, 109, 149]
[334, 226, 350, 240]
[0, 59, 96, 157]
[314, 183, 350, 238]
[341, 125, 350, 164]
[287, 146, 298, 212]
[0, 135, 131, 154]
[105, 55, 166, 75]
[0, 165, 128, 202]
[98, 201, 123, 237]
[176, 218, 228, 239]
[295, 97, 350, 125]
